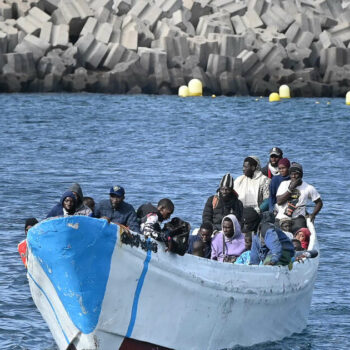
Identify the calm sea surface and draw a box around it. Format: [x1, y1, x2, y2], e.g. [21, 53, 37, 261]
[0, 94, 349, 349]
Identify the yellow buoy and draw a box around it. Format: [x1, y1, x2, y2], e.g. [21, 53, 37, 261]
[269, 92, 280, 102]
[178, 85, 189, 97]
[346, 91, 350, 105]
[279, 85, 291, 98]
[188, 79, 203, 96]
[212, 94, 216, 98]
[315, 101, 320, 104]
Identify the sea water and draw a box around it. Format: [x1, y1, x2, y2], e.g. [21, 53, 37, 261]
[0, 94, 349, 349]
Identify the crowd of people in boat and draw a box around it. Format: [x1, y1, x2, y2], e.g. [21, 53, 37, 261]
[24, 147, 322, 267]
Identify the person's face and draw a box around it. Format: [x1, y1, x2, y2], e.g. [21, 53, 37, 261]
[63, 197, 75, 212]
[110, 194, 124, 209]
[243, 161, 255, 177]
[244, 237, 252, 250]
[199, 228, 212, 243]
[223, 220, 234, 238]
[296, 231, 305, 242]
[25, 225, 33, 235]
[280, 220, 292, 233]
[219, 186, 231, 199]
[270, 154, 281, 167]
[290, 171, 302, 180]
[278, 164, 289, 177]
[159, 207, 173, 220]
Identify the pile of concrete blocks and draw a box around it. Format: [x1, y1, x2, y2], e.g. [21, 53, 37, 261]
[1, 0, 350, 95]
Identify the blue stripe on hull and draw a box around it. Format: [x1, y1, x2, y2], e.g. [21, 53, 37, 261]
[28, 271, 70, 345]
[126, 243, 152, 338]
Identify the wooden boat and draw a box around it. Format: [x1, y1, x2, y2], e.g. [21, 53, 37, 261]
[25, 216, 319, 350]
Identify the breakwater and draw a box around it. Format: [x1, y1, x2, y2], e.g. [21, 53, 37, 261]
[0, 0, 350, 96]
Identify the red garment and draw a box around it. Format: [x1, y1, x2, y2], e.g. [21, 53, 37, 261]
[18, 239, 27, 267]
[296, 228, 311, 250]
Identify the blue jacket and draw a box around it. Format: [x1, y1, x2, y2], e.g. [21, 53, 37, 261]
[269, 174, 290, 211]
[46, 191, 77, 218]
[94, 199, 140, 233]
[250, 227, 294, 265]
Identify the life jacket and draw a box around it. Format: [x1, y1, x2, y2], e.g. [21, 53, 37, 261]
[18, 239, 27, 267]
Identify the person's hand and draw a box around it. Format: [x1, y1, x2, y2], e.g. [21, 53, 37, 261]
[101, 216, 111, 224]
[295, 255, 306, 262]
[309, 213, 316, 223]
[288, 178, 302, 191]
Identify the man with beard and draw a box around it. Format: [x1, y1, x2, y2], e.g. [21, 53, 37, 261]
[234, 156, 270, 214]
[202, 173, 243, 231]
[94, 185, 140, 233]
[261, 147, 283, 179]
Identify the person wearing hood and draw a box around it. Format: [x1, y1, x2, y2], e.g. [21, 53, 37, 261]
[250, 216, 295, 266]
[46, 191, 86, 218]
[268, 158, 291, 212]
[69, 183, 92, 216]
[202, 173, 243, 231]
[261, 147, 283, 179]
[234, 156, 270, 214]
[211, 214, 245, 262]
[95, 185, 140, 233]
[276, 162, 323, 233]
[294, 228, 311, 250]
[46, 183, 92, 218]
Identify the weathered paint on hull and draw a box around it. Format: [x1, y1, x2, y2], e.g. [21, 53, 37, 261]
[27, 217, 318, 350]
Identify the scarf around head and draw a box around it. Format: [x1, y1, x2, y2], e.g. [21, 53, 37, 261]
[296, 228, 311, 249]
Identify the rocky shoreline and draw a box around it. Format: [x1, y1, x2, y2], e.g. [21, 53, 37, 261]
[0, 0, 350, 96]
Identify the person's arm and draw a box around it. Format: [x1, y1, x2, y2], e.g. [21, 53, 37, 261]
[126, 208, 141, 233]
[276, 178, 302, 205]
[249, 235, 260, 265]
[269, 178, 277, 211]
[210, 239, 218, 260]
[202, 196, 214, 225]
[309, 198, 323, 222]
[264, 229, 282, 265]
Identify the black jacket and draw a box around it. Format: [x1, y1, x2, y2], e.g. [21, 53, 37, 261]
[202, 191, 243, 231]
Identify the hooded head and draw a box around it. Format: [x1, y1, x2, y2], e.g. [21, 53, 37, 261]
[69, 183, 83, 206]
[221, 214, 242, 239]
[60, 191, 77, 214]
[295, 228, 310, 250]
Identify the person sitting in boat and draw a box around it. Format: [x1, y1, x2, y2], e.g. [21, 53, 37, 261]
[25, 217, 38, 234]
[187, 222, 213, 259]
[234, 156, 270, 215]
[202, 173, 243, 232]
[46, 191, 91, 218]
[46, 183, 92, 218]
[294, 228, 311, 250]
[68, 183, 93, 216]
[292, 239, 303, 252]
[241, 207, 261, 235]
[94, 185, 140, 233]
[250, 214, 295, 266]
[278, 218, 294, 240]
[83, 196, 95, 212]
[137, 198, 174, 239]
[191, 240, 206, 257]
[261, 147, 284, 179]
[268, 158, 291, 212]
[211, 214, 245, 263]
[235, 232, 253, 265]
[18, 218, 39, 267]
[275, 162, 323, 233]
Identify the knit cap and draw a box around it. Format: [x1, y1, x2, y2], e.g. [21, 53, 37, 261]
[278, 158, 291, 168]
[219, 173, 234, 189]
[289, 162, 303, 176]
